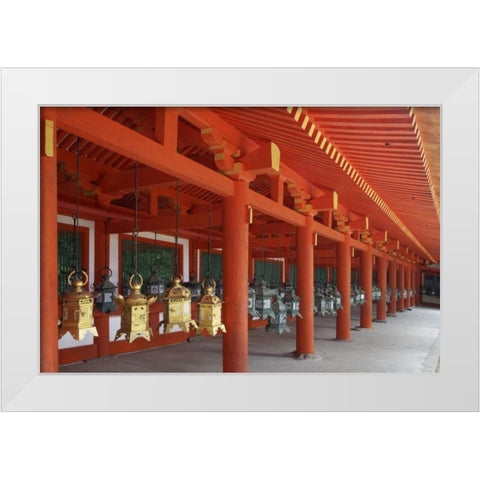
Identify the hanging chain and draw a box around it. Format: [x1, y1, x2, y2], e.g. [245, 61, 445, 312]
[133, 162, 139, 276]
[154, 231, 158, 270]
[207, 202, 212, 279]
[277, 222, 281, 288]
[261, 214, 265, 280]
[71, 137, 81, 273]
[174, 178, 179, 276]
[103, 217, 110, 270]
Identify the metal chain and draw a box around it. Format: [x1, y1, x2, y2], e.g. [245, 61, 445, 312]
[207, 202, 212, 279]
[277, 222, 281, 289]
[103, 217, 110, 270]
[174, 178, 179, 276]
[261, 214, 265, 280]
[72, 137, 81, 273]
[133, 162, 139, 276]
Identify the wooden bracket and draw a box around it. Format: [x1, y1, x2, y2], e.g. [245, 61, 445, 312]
[310, 191, 338, 211]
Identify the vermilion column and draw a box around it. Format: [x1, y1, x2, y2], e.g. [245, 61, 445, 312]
[40, 111, 59, 372]
[222, 181, 249, 372]
[296, 215, 314, 355]
[397, 262, 405, 312]
[360, 246, 372, 329]
[336, 233, 352, 339]
[376, 255, 387, 321]
[94, 220, 110, 358]
[405, 263, 412, 310]
[387, 261, 397, 316]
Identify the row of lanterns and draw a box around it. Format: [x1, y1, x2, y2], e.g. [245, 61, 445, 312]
[350, 283, 366, 308]
[59, 150, 411, 344]
[59, 156, 227, 343]
[314, 282, 343, 317]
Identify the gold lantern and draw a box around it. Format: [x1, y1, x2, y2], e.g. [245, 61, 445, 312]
[196, 279, 226, 336]
[162, 274, 198, 333]
[114, 274, 156, 343]
[59, 270, 99, 340]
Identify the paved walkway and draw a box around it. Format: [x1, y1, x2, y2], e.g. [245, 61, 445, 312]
[59, 305, 440, 373]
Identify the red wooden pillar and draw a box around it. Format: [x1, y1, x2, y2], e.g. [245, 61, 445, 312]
[360, 246, 372, 329]
[296, 215, 315, 355]
[336, 233, 351, 340]
[93, 220, 110, 357]
[387, 261, 397, 316]
[397, 262, 405, 312]
[222, 181, 249, 372]
[40, 110, 59, 372]
[405, 263, 412, 309]
[376, 255, 387, 321]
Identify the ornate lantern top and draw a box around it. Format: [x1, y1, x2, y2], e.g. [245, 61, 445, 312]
[163, 274, 191, 300]
[117, 274, 157, 306]
[63, 270, 98, 301]
[198, 278, 221, 305]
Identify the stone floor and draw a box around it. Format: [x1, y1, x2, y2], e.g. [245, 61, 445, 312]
[59, 305, 440, 374]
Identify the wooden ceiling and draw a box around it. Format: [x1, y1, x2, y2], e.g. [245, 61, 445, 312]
[212, 106, 440, 262]
[54, 106, 440, 264]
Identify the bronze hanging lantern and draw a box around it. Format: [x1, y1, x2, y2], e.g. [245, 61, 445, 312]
[386, 286, 392, 304]
[94, 267, 118, 314]
[358, 284, 366, 306]
[114, 274, 156, 342]
[331, 283, 343, 314]
[146, 268, 165, 298]
[267, 298, 290, 334]
[195, 204, 225, 336]
[254, 278, 274, 320]
[93, 219, 118, 314]
[248, 282, 259, 318]
[114, 162, 156, 342]
[283, 283, 302, 320]
[324, 285, 336, 316]
[315, 283, 327, 316]
[59, 137, 98, 340]
[163, 274, 197, 333]
[196, 278, 226, 336]
[162, 179, 198, 333]
[59, 270, 99, 340]
[266, 222, 291, 334]
[184, 271, 202, 300]
[146, 232, 165, 300]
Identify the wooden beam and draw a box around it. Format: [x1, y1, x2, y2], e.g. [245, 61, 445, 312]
[247, 189, 306, 228]
[237, 142, 280, 176]
[180, 107, 259, 155]
[97, 166, 176, 195]
[55, 107, 235, 198]
[155, 107, 179, 150]
[348, 216, 369, 231]
[269, 174, 284, 204]
[109, 208, 223, 234]
[371, 230, 388, 242]
[311, 191, 338, 211]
